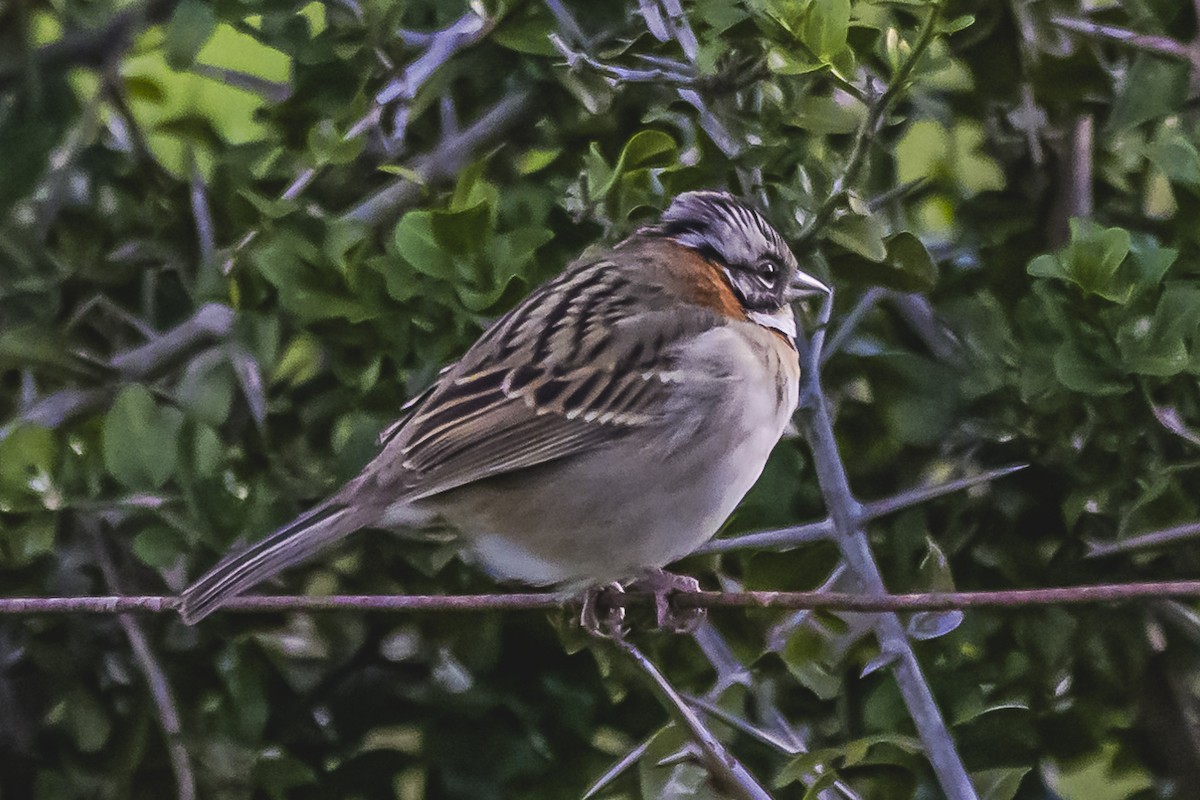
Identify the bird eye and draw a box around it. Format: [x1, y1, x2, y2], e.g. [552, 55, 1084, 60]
[758, 259, 780, 285]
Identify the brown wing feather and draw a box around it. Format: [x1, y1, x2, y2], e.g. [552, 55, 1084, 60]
[366, 242, 730, 501]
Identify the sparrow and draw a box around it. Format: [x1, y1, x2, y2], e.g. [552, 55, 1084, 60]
[179, 190, 829, 627]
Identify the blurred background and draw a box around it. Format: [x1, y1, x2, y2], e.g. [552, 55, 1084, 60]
[2, 0, 1200, 798]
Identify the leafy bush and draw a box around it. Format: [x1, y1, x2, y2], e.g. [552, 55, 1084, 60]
[3, 0, 1200, 798]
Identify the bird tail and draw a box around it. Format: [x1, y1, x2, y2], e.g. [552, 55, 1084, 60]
[179, 502, 357, 625]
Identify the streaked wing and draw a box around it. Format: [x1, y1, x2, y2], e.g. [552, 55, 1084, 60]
[370, 255, 719, 501]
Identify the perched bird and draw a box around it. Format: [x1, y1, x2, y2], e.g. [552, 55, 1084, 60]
[179, 190, 829, 628]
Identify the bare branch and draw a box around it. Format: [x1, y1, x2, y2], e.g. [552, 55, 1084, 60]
[696, 520, 832, 554]
[108, 303, 236, 377]
[189, 63, 292, 101]
[545, 0, 588, 46]
[1050, 16, 1198, 64]
[797, 361, 977, 799]
[342, 89, 536, 226]
[189, 158, 217, 269]
[821, 287, 885, 365]
[2, 304, 235, 440]
[860, 463, 1027, 520]
[698, 464, 1025, 554]
[658, 0, 699, 62]
[377, 11, 495, 150]
[550, 36, 696, 85]
[9, 580, 1200, 615]
[582, 738, 651, 799]
[1086, 521, 1200, 558]
[1150, 400, 1200, 449]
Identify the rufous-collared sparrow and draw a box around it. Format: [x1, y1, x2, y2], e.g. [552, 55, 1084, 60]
[180, 190, 829, 626]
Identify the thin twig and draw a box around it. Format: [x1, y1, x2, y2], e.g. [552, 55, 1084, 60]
[1050, 16, 1198, 64]
[544, 0, 587, 46]
[607, 628, 774, 800]
[341, 89, 535, 226]
[376, 11, 495, 149]
[1, 304, 235, 440]
[696, 520, 832, 554]
[189, 157, 217, 270]
[8, 581, 1200, 615]
[84, 521, 195, 800]
[821, 287, 885, 365]
[1086, 521, 1200, 558]
[699, 463, 1025, 554]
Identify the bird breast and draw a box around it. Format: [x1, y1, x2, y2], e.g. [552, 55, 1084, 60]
[429, 319, 800, 588]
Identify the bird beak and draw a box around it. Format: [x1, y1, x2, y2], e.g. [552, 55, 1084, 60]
[786, 270, 831, 302]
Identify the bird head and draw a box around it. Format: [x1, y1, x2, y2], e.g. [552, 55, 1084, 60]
[655, 190, 830, 337]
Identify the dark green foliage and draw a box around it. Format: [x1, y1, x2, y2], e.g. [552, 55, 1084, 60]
[3, 0, 1200, 798]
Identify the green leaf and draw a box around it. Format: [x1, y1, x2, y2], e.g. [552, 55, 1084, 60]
[1026, 253, 1066, 281]
[165, 0, 217, 70]
[272, 332, 323, 387]
[191, 424, 223, 477]
[431, 201, 493, 257]
[1106, 54, 1189, 134]
[306, 119, 363, 165]
[103, 385, 182, 490]
[3, 518, 57, 565]
[827, 213, 889, 262]
[65, 690, 111, 753]
[833, 230, 941, 292]
[176, 350, 234, 426]
[1125, 235, 1177, 289]
[0, 424, 56, 498]
[492, 13, 559, 56]
[918, 536, 956, 592]
[515, 147, 562, 175]
[1117, 285, 1200, 376]
[132, 526, 187, 570]
[218, 646, 270, 739]
[254, 751, 319, 800]
[1052, 335, 1129, 396]
[251, 232, 376, 323]
[1030, 219, 1133, 301]
[0, 325, 89, 376]
[1147, 127, 1200, 191]
[939, 14, 976, 34]
[973, 767, 1032, 800]
[1063, 219, 1131, 298]
[613, 129, 677, 176]
[456, 272, 525, 312]
[782, 630, 841, 700]
[393, 211, 456, 279]
[766, 46, 824, 75]
[788, 94, 863, 134]
[800, 0, 850, 59]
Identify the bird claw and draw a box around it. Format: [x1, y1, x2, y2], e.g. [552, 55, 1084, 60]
[578, 571, 705, 636]
[631, 569, 706, 634]
[580, 582, 626, 638]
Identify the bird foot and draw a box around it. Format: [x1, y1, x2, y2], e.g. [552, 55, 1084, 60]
[578, 571, 705, 636]
[628, 569, 706, 634]
[580, 582, 626, 638]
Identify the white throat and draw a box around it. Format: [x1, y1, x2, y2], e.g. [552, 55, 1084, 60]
[747, 307, 797, 341]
